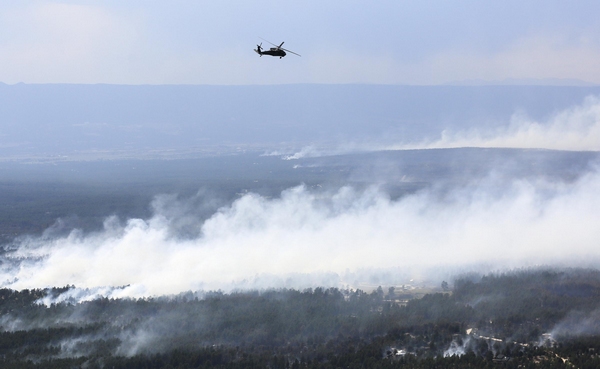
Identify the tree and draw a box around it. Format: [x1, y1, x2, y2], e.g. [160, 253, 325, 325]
[376, 286, 384, 301]
[387, 286, 396, 299]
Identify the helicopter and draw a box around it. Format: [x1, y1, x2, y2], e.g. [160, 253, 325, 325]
[254, 38, 301, 59]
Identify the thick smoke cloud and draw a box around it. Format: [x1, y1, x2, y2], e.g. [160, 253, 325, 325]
[398, 95, 600, 151]
[2, 162, 600, 298]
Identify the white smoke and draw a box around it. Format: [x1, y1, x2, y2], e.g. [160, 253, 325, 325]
[282, 145, 367, 160]
[395, 95, 600, 151]
[1, 162, 600, 298]
[260, 146, 328, 160]
[35, 286, 130, 306]
[278, 95, 600, 159]
[444, 336, 471, 357]
[550, 309, 600, 338]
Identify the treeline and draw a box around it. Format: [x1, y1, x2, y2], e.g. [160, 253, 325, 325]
[0, 268, 600, 368]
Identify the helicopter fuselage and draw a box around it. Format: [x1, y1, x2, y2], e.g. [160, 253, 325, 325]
[254, 47, 287, 58]
[254, 40, 299, 59]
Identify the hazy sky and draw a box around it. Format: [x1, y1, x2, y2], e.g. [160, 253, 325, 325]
[1, 0, 599, 85]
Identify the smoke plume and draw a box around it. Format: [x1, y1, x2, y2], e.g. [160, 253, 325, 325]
[396, 95, 600, 151]
[1, 162, 600, 299]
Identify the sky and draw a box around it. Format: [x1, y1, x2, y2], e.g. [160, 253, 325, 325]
[1, 0, 600, 85]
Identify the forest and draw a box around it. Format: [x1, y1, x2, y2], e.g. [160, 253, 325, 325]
[0, 268, 599, 368]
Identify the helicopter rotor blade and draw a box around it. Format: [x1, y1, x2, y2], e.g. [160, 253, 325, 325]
[258, 38, 301, 56]
[281, 48, 301, 57]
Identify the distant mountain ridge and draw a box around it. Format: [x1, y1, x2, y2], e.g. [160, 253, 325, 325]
[444, 78, 598, 86]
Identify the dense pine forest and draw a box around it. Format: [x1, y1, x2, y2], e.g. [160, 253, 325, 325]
[0, 268, 599, 368]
